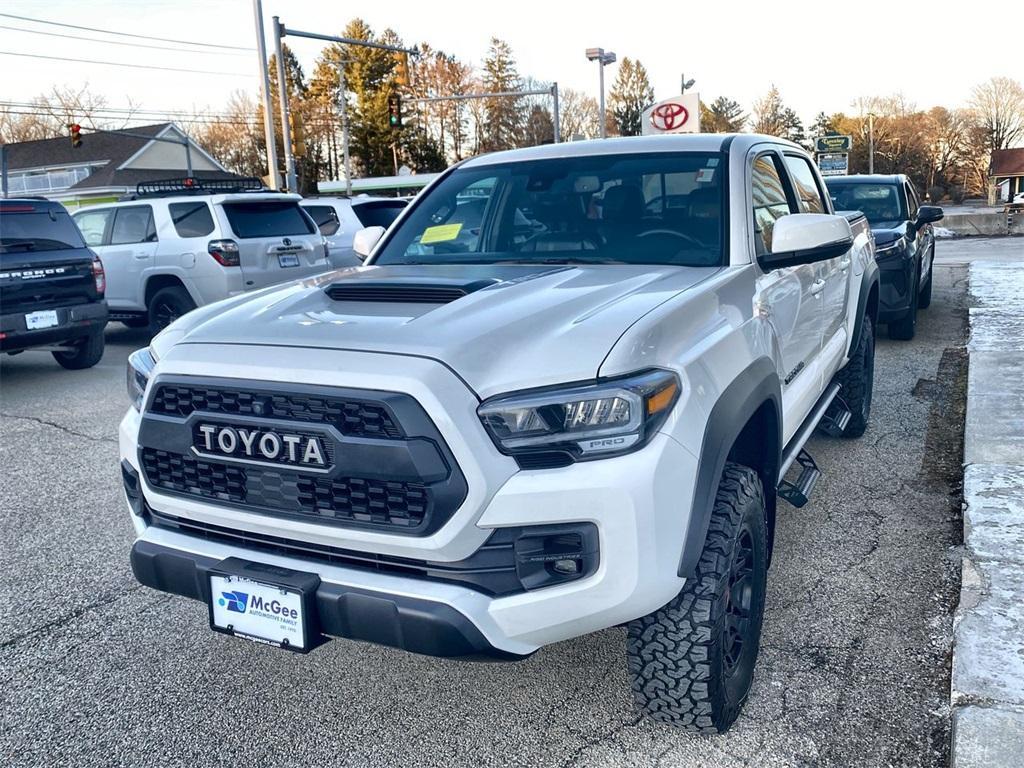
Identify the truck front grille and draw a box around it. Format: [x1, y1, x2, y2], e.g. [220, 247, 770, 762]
[150, 384, 402, 439]
[141, 448, 432, 529]
[138, 378, 467, 536]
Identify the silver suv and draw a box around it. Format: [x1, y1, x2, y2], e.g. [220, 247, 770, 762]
[73, 179, 329, 332]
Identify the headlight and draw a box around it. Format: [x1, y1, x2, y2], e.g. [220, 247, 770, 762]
[478, 369, 680, 461]
[127, 347, 157, 411]
[875, 239, 904, 257]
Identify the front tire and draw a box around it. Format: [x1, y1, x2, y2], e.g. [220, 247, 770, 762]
[52, 327, 105, 370]
[834, 315, 875, 438]
[628, 463, 768, 733]
[148, 286, 196, 335]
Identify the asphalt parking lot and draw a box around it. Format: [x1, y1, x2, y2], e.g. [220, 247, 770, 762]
[0, 242, 984, 767]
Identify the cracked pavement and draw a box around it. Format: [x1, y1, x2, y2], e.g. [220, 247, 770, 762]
[0, 245, 978, 767]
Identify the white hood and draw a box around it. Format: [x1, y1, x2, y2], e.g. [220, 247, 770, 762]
[154, 264, 720, 398]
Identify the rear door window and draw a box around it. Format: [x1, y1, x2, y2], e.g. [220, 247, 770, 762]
[303, 205, 341, 236]
[110, 205, 156, 244]
[73, 208, 114, 247]
[169, 202, 215, 238]
[222, 201, 316, 239]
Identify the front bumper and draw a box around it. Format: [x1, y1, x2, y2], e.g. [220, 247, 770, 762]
[130, 538, 523, 659]
[0, 301, 107, 353]
[875, 250, 915, 321]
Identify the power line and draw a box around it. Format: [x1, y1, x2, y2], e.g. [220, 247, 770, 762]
[0, 12, 253, 50]
[0, 51, 255, 77]
[0, 23, 251, 56]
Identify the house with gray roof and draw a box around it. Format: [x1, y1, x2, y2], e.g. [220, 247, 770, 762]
[1, 122, 243, 208]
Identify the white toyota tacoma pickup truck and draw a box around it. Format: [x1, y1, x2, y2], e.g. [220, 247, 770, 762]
[121, 134, 878, 733]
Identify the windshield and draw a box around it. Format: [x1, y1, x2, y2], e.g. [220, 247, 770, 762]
[826, 182, 905, 224]
[373, 152, 725, 267]
[0, 209, 86, 253]
[222, 201, 316, 239]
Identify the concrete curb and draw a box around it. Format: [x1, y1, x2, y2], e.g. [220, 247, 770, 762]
[952, 261, 1024, 767]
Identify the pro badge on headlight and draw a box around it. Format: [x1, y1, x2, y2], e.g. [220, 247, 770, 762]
[193, 424, 329, 471]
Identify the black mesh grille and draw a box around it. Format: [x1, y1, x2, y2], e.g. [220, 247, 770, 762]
[140, 448, 431, 530]
[150, 385, 402, 439]
[140, 448, 246, 502]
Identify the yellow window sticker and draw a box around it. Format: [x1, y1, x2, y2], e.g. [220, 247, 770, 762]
[420, 223, 463, 244]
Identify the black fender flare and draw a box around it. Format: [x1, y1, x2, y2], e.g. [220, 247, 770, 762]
[677, 357, 781, 577]
[850, 260, 880, 353]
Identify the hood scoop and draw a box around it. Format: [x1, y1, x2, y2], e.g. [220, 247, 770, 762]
[324, 277, 501, 304]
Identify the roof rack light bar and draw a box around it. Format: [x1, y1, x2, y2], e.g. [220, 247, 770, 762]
[134, 177, 265, 196]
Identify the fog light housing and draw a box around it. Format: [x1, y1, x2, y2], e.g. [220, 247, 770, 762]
[513, 524, 599, 590]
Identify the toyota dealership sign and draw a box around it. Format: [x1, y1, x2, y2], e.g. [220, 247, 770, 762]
[642, 93, 701, 135]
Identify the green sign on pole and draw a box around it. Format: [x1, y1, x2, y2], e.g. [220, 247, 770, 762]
[814, 135, 853, 153]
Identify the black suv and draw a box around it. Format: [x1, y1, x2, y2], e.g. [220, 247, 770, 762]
[1, 198, 108, 369]
[824, 174, 943, 340]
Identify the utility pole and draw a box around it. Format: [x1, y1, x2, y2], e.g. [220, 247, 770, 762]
[868, 112, 875, 174]
[551, 83, 560, 143]
[252, 0, 279, 189]
[339, 62, 352, 197]
[272, 16, 298, 192]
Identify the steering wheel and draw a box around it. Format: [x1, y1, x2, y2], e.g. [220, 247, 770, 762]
[637, 228, 705, 250]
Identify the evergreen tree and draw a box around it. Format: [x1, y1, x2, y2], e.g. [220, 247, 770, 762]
[522, 104, 554, 146]
[608, 58, 654, 136]
[699, 96, 746, 132]
[480, 38, 523, 152]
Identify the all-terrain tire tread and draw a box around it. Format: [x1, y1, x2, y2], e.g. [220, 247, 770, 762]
[627, 463, 765, 733]
[835, 315, 874, 438]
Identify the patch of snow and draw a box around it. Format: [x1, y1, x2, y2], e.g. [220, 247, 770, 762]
[934, 226, 957, 238]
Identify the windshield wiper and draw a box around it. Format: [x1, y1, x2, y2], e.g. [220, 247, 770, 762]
[0, 240, 37, 252]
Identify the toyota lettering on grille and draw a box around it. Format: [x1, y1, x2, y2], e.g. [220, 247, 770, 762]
[194, 424, 328, 470]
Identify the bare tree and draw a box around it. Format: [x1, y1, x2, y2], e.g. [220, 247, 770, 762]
[559, 88, 600, 140]
[0, 85, 136, 143]
[970, 76, 1024, 151]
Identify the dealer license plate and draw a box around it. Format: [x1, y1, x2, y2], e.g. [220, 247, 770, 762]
[278, 254, 300, 268]
[25, 310, 59, 330]
[209, 573, 308, 650]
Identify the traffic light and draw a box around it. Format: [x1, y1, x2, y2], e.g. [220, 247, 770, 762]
[68, 123, 82, 148]
[289, 112, 306, 157]
[393, 52, 409, 88]
[387, 94, 402, 129]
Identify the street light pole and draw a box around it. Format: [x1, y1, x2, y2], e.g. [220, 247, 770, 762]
[868, 112, 875, 174]
[252, 0, 279, 190]
[586, 48, 616, 139]
[272, 16, 298, 192]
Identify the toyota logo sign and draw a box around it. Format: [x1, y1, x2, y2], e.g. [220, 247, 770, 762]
[642, 94, 701, 135]
[650, 102, 689, 131]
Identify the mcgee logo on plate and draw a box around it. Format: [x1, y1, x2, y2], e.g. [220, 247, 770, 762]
[219, 591, 249, 613]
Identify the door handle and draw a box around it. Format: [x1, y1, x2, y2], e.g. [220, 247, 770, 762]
[810, 279, 826, 296]
[133, 251, 149, 260]
[839, 257, 851, 270]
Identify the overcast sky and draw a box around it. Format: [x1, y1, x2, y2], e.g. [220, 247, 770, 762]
[2, 0, 1020, 125]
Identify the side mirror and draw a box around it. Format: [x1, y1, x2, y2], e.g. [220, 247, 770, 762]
[352, 226, 385, 261]
[916, 205, 944, 225]
[759, 214, 853, 271]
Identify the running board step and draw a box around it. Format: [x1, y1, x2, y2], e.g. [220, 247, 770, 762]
[777, 449, 821, 508]
[817, 394, 853, 437]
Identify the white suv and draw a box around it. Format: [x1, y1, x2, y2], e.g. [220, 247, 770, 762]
[301, 197, 407, 267]
[73, 180, 329, 332]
